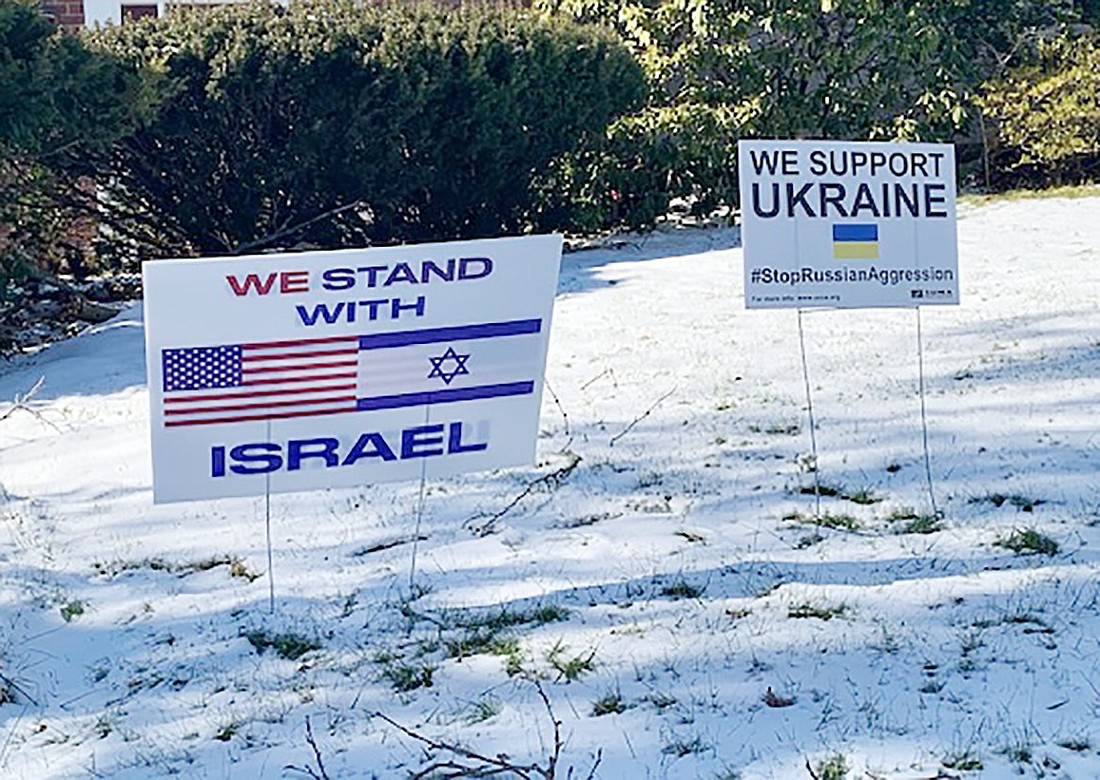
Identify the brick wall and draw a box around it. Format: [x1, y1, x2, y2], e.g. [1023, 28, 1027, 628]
[41, 0, 85, 30]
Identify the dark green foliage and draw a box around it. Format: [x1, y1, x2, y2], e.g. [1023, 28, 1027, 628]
[0, 1, 144, 154]
[591, 690, 627, 716]
[996, 528, 1060, 556]
[799, 484, 842, 498]
[1084, 0, 1100, 25]
[8, 0, 1094, 300]
[660, 579, 704, 600]
[533, 101, 740, 231]
[0, 0, 147, 305]
[900, 515, 943, 535]
[816, 754, 849, 780]
[788, 602, 848, 620]
[969, 493, 1045, 512]
[452, 603, 569, 632]
[0, 1, 59, 151]
[536, 0, 1096, 227]
[82, 0, 643, 260]
[244, 629, 321, 660]
[383, 662, 435, 693]
[444, 631, 520, 660]
[942, 752, 983, 771]
[547, 641, 595, 682]
[979, 34, 1100, 187]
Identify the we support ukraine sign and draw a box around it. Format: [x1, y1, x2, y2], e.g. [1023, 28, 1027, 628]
[144, 235, 562, 503]
[738, 140, 959, 309]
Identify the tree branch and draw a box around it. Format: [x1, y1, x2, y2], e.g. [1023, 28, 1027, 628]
[373, 711, 541, 779]
[0, 377, 62, 432]
[465, 451, 582, 536]
[231, 198, 368, 255]
[609, 387, 675, 447]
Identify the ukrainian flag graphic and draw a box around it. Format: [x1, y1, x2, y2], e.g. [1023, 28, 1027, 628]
[833, 223, 879, 259]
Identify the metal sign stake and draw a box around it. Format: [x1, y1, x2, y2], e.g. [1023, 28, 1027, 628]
[797, 309, 823, 519]
[265, 418, 276, 614]
[915, 307, 940, 517]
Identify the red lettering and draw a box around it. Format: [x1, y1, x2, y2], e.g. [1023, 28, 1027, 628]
[226, 271, 310, 295]
[280, 270, 310, 294]
[226, 273, 278, 296]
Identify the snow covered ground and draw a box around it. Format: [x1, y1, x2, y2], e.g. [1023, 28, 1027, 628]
[1, 193, 1099, 779]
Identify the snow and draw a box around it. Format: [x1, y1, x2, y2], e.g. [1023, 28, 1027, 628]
[1, 194, 1099, 779]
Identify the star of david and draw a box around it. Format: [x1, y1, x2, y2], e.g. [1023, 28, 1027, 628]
[427, 346, 471, 385]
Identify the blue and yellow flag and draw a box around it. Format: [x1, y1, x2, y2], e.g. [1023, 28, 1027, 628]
[833, 224, 878, 259]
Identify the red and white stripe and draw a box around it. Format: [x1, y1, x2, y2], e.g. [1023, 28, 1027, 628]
[163, 335, 360, 427]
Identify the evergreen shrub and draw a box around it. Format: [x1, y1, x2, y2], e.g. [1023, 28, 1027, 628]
[83, 0, 643, 259]
[1, 0, 145, 289]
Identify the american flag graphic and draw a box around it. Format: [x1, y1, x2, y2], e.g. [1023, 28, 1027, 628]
[160, 319, 541, 427]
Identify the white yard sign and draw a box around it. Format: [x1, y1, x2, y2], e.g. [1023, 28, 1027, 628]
[738, 140, 959, 309]
[144, 235, 563, 503]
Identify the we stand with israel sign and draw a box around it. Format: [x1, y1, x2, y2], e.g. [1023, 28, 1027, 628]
[738, 140, 959, 309]
[144, 235, 562, 503]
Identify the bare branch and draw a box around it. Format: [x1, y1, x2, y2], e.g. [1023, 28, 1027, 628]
[373, 675, 583, 778]
[231, 198, 368, 255]
[283, 716, 331, 779]
[609, 387, 676, 447]
[283, 764, 324, 780]
[579, 367, 616, 391]
[465, 451, 582, 536]
[0, 377, 62, 433]
[581, 750, 602, 780]
[533, 680, 562, 778]
[373, 711, 542, 779]
[306, 716, 330, 780]
[543, 380, 572, 451]
[0, 672, 39, 707]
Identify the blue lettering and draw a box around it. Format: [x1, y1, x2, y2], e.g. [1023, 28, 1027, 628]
[384, 263, 419, 286]
[401, 424, 445, 459]
[229, 443, 282, 475]
[786, 183, 816, 217]
[357, 266, 387, 287]
[447, 422, 487, 454]
[321, 267, 355, 291]
[924, 183, 948, 218]
[748, 148, 783, 176]
[342, 432, 397, 464]
[421, 259, 455, 282]
[218, 420, 484, 476]
[850, 182, 882, 218]
[391, 296, 425, 319]
[211, 445, 226, 477]
[287, 438, 339, 470]
[457, 257, 492, 281]
[359, 299, 388, 320]
[296, 302, 348, 326]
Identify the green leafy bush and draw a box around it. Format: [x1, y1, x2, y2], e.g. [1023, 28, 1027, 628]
[979, 34, 1100, 187]
[81, 0, 643, 260]
[535, 0, 1091, 226]
[533, 102, 742, 231]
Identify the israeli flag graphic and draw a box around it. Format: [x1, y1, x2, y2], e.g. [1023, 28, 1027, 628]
[357, 319, 543, 411]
